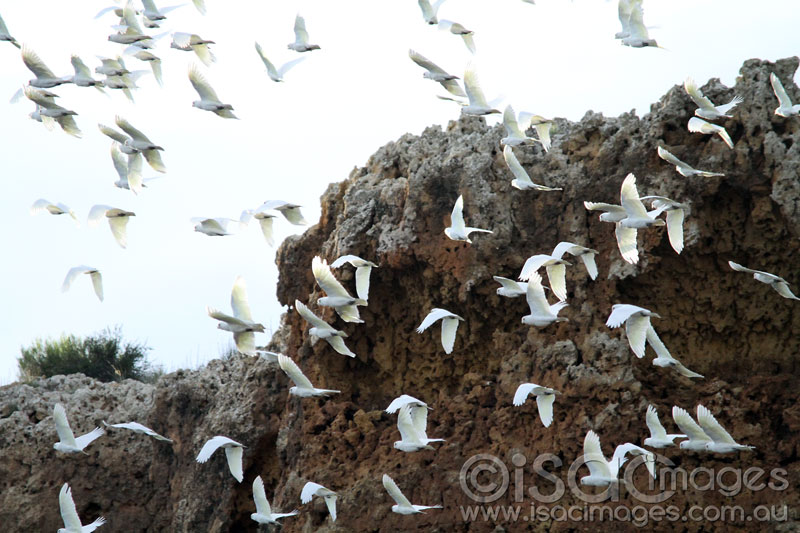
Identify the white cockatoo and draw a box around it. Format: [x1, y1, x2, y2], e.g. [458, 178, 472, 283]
[416, 308, 464, 354]
[312, 256, 367, 323]
[251, 475, 299, 524]
[53, 403, 104, 454]
[196, 435, 245, 482]
[382, 474, 442, 514]
[288, 14, 320, 52]
[688, 117, 733, 149]
[769, 72, 800, 117]
[518, 253, 572, 301]
[102, 420, 172, 442]
[729, 261, 800, 300]
[88, 205, 135, 248]
[330, 254, 378, 302]
[684, 77, 743, 120]
[393, 403, 444, 452]
[207, 276, 265, 355]
[605, 304, 661, 358]
[657, 146, 724, 178]
[30, 199, 79, 225]
[643, 405, 685, 448]
[503, 145, 562, 191]
[278, 354, 340, 397]
[444, 194, 492, 243]
[521, 272, 568, 327]
[255, 42, 305, 82]
[62, 266, 104, 302]
[580, 430, 655, 486]
[513, 384, 558, 427]
[58, 483, 106, 533]
[300, 482, 337, 522]
[188, 64, 238, 118]
[408, 49, 465, 97]
[295, 300, 356, 357]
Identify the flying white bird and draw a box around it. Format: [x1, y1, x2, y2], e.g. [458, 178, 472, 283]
[417, 0, 445, 24]
[99, 116, 166, 173]
[301, 482, 337, 522]
[257, 200, 308, 225]
[171, 32, 215, 65]
[522, 272, 568, 327]
[141, 0, 183, 21]
[688, 117, 733, 149]
[70, 56, 104, 88]
[696, 404, 755, 453]
[312, 256, 367, 323]
[460, 64, 499, 116]
[684, 77, 743, 120]
[512, 384, 558, 427]
[671, 406, 712, 452]
[108, 1, 151, 44]
[493, 276, 528, 298]
[522, 114, 554, 152]
[31, 199, 79, 225]
[385, 394, 429, 414]
[580, 430, 655, 486]
[288, 15, 320, 52]
[188, 64, 238, 118]
[639, 196, 687, 254]
[518, 253, 571, 301]
[503, 146, 561, 192]
[619, 1, 661, 48]
[438, 20, 476, 54]
[102, 420, 172, 442]
[295, 300, 355, 357]
[255, 42, 305, 82]
[444, 194, 492, 243]
[207, 276, 265, 356]
[239, 208, 277, 246]
[408, 49, 465, 97]
[382, 474, 442, 514]
[417, 308, 464, 354]
[606, 304, 660, 358]
[656, 146, 724, 178]
[552, 241, 599, 280]
[330, 255, 378, 302]
[53, 403, 104, 454]
[87, 205, 135, 248]
[278, 354, 340, 397]
[643, 405, 685, 448]
[23, 87, 82, 137]
[250, 475, 298, 524]
[394, 403, 444, 452]
[132, 50, 162, 87]
[110, 143, 144, 194]
[95, 56, 129, 77]
[21, 45, 73, 88]
[501, 106, 537, 146]
[192, 217, 238, 236]
[0, 12, 20, 48]
[728, 261, 800, 300]
[58, 483, 106, 533]
[646, 326, 703, 378]
[583, 201, 627, 223]
[196, 436, 245, 482]
[62, 266, 104, 302]
[769, 72, 800, 117]
[616, 173, 667, 264]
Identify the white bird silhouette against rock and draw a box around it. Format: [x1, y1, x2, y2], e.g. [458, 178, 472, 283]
[278, 354, 340, 397]
[501, 105, 537, 146]
[606, 304, 660, 358]
[301, 482, 337, 522]
[438, 20, 475, 54]
[196, 436, 245, 482]
[493, 276, 528, 298]
[58, 483, 106, 533]
[646, 326, 703, 378]
[688, 117, 733, 149]
[295, 300, 355, 357]
[62, 266, 104, 302]
[312, 256, 367, 323]
[503, 146, 562, 191]
[445, 194, 492, 243]
[643, 405, 685, 448]
[31, 199, 79, 225]
[657, 146, 724, 178]
[640, 195, 687, 254]
[729, 261, 800, 300]
[102, 421, 172, 442]
[684, 77, 743, 120]
[53, 403, 104, 454]
[383, 474, 442, 514]
[255, 42, 305, 82]
[513, 384, 558, 427]
[671, 406, 712, 452]
[460, 64, 498, 115]
[385, 394, 429, 414]
[696, 404, 755, 453]
[330, 254, 378, 302]
[408, 49, 465, 98]
[417, 308, 464, 354]
[88, 205, 135, 248]
[519, 253, 572, 301]
[580, 430, 655, 486]
[521, 113, 554, 151]
[393, 403, 444, 452]
[418, 0, 445, 24]
[552, 241, 599, 280]
[616, 173, 666, 264]
[522, 272, 568, 327]
[769, 72, 800, 117]
[188, 64, 237, 118]
[207, 276, 265, 356]
[288, 15, 320, 52]
[251, 475, 298, 524]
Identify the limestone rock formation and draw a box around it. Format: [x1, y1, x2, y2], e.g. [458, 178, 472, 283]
[1, 57, 799, 532]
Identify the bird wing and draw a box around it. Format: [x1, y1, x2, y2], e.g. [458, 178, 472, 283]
[584, 201, 624, 214]
[550, 241, 578, 259]
[583, 431, 611, 478]
[518, 254, 552, 281]
[196, 435, 238, 462]
[255, 216, 275, 245]
[21, 45, 56, 79]
[324, 494, 337, 521]
[440, 78, 466, 98]
[397, 404, 422, 443]
[449, 194, 466, 232]
[207, 306, 248, 327]
[330, 255, 361, 268]
[416, 308, 453, 333]
[545, 263, 567, 301]
[61, 266, 90, 293]
[620, 173, 648, 218]
[503, 145, 533, 185]
[30, 198, 54, 215]
[254, 41, 277, 77]
[115, 116, 153, 144]
[625, 313, 650, 358]
[525, 272, 551, 316]
[312, 256, 354, 299]
[59, 484, 83, 531]
[646, 405, 668, 440]
[615, 223, 638, 264]
[278, 354, 315, 389]
[503, 105, 524, 138]
[253, 475, 272, 516]
[382, 474, 413, 508]
[626, 1, 649, 40]
[301, 482, 324, 504]
[70, 55, 92, 78]
[418, 0, 435, 21]
[99, 124, 130, 144]
[192, 0, 206, 14]
[672, 406, 711, 443]
[463, 63, 488, 107]
[225, 445, 244, 482]
[410, 404, 430, 439]
[696, 405, 737, 444]
[493, 276, 523, 293]
[665, 209, 684, 254]
[233, 331, 256, 355]
[55, 114, 82, 138]
[440, 317, 460, 354]
[188, 63, 220, 101]
[386, 394, 427, 414]
[126, 152, 143, 194]
[354, 266, 372, 301]
[87, 205, 111, 227]
[605, 304, 644, 328]
[277, 56, 305, 77]
[108, 216, 130, 248]
[684, 77, 715, 111]
[230, 276, 254, 321]
[774, 282, 800, 300]
[408, 49, 448, 77]
[74, 427, 104, 450]
[53, 403, 77, 447]
[513, 383, 535, 406]
[89, 271, 104, 302]
[580, 253, 599, 280]
[728, 261, 759, 276]
[645, 326, 672, 361]
[715, 95, 743, 115]
[295, 300, 332, 330]
[770, 73, 793, 108]
[533, 122, 552, 152]
[536, 393, 555, 427]
[656, 146, 686, 168]
[122, 0, 145, 34]
[293, 14, 310, 44]
[110, 143, 128, 180]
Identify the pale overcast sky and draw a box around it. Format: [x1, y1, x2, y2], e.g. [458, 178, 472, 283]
[1, 0, 797, 383]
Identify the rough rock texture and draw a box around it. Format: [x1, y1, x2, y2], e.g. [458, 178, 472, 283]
[1, 57, 799, 532]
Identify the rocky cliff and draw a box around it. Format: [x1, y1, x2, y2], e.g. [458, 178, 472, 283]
[1, 57, 799, 532]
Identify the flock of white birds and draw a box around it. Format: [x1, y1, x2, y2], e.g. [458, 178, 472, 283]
[5, 0, 798, 529]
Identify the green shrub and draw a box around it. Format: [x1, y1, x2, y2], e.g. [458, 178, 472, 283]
[18, 326, 161, 383]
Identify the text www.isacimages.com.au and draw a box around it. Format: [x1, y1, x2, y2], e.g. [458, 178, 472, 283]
[459, 503, 788, 526]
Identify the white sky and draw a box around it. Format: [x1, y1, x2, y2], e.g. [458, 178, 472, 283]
[1, 0, 797, 383]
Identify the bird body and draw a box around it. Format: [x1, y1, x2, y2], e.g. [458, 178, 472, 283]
[301, 482, 337, 522]
[31, 199, 79, 225]
[729, 261, 800, 300]
[513, 383, 558, 427]
[58, 483, 106, 533]
[445, 195, 492, 243]
[684, 77, 743, 119]
[493, 276, 528, 297]
[408, 49, 465, 97]
[196, 435, 245, 482]
[188, 64, 237, 118]
[606, 304, 660, 358]
[770, 73, 800, 117]
[103, 420, 172, 442]
[643, 405, 685, 448]
[417, 308, 464, 354]
[251, 475, 298, 524]
[503, 146, 561, 191]
[688, 117, 733, 148]
[295, 300, 355, 357]
[278, 354, 340, 397]
[288, 15, 320, 52]
[657, 146, 724, 178]
[581, 430, 655, 486]
[522, 272, 568, 327]
[383, 474, 442, 514]
[53, 403, 104, 454]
